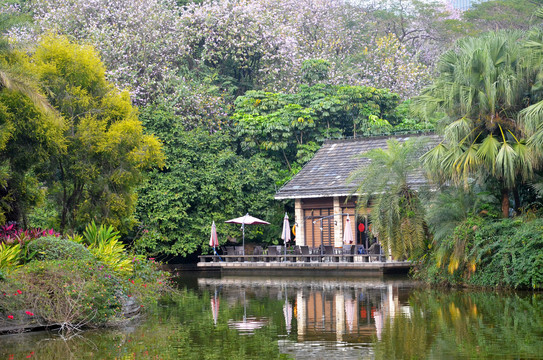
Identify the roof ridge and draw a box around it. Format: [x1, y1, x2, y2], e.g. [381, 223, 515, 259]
[323, 131, 436, 145]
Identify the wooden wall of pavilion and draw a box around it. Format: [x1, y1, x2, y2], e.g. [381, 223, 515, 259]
[296, 197, 366, 248]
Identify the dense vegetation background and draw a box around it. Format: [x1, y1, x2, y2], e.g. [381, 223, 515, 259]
[2, 0, 543, 288]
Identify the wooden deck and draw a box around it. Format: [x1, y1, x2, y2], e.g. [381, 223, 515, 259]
[197, 254, 412, 275]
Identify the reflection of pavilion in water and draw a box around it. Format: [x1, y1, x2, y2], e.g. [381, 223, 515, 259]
[295, 283, 408, 342]
[199, 277, 412, 343]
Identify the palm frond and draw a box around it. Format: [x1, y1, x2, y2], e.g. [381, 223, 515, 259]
[454, 142, 480, 188]
[495, 142, 518, 187]
[352, 139, 429, 259]
[477, 134, 500, 173]
[512, 141, 535, 181]
[528, 127, 543, 165]
[519, 100, 543, 136]
[443, 118, 474, 144]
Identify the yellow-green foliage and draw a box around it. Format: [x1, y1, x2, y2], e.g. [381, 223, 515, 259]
[0, 61, 66, 224]
[0, 243, 21, 270]
[28, 33, 108, 99]
[83, 221, 133, 275]
[18, 34, 164, 232]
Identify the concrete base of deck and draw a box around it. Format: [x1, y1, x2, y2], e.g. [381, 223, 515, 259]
[197, 260, 412, 276]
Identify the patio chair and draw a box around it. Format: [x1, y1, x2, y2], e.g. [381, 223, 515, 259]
[368, 243, 383, 262]
[356, 245, 368, 262]
[309, 247, 319, 261]
[225, 246, 236, 262]
[252, 246, 263, 262]
[294, 245, 301, 262]
[267, 246, 278, 262]
[300, 245, 310, 262]
[234, 246, 245, 261]
[322, 245, 334, 262]
[342, 245, 355, 262]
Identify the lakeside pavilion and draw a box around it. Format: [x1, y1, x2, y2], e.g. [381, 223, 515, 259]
[198, 133, 440, 273]
[275, 133, 441, 251]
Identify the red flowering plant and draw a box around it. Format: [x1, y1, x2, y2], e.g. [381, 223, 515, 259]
[0, 223, 61, 266]
[0, 222, 60, 247]
[0, 223, 19, 245]
[126, 255, 173, 307]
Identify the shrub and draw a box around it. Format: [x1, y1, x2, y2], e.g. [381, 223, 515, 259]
[83, 222, 133, 275]
[0, 242, 22, 271]
[469, 218, 543, 289]
[415, 216, 543, 289]
[128, 257, 172, 306]
[0, 257, 173, 330]
[0, 260, 125, 330]
[27, 236, 93, 262]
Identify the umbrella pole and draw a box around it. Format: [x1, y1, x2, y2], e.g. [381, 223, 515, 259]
[242, 223, 245, 256]
[320, 219, 324, 259]
[283, 219, 287, 261]
[213, 246, 223, 262]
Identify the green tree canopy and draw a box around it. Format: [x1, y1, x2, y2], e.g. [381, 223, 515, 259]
[135, 105, 282, 258]
[463, 0, 543, 32]
[0, 10, 64, 225]
[232, 80, 411, 173]
[25, 35, 164, 233]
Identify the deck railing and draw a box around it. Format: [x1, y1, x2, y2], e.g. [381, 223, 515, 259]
[198, 253, 385, 263]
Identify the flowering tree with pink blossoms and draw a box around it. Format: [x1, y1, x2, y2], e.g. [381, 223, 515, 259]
[22, 0, 186, 105]
[17, 0, 432, 103]
[357, 34, 431, 99]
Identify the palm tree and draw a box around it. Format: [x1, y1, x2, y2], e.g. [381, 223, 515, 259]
[413, 31, 537, 218]
[520, 25, 543, 157]
[349, 138, 428, 259]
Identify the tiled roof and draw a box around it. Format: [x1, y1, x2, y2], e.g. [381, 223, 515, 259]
[275, 133, 441, 200]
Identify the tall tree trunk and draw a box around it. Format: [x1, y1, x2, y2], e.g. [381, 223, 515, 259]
[501, 188, 510, 218]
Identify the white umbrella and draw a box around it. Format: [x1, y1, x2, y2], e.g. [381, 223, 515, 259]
[343, 214, 354, 245]
[281, 213, 291, 257]
[225, 213, 270, 255]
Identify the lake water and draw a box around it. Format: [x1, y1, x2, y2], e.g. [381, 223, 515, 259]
[1, 274, 543, 359]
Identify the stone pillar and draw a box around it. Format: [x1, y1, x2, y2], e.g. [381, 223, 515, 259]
[333, 196, 343, 248]
[295, 198, 305, 246]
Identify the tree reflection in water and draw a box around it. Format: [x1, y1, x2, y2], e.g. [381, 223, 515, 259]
[374, 290, 543, 360]
[1, 276, 543, 359]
